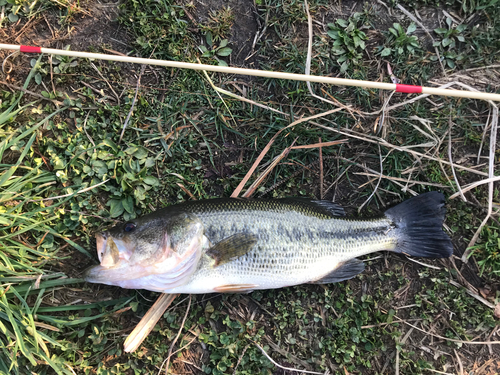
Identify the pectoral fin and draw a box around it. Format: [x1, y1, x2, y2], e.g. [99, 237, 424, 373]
[311, 258, 365, 284]
[214, 284, 258, 293]
[206, 233, 257, 267]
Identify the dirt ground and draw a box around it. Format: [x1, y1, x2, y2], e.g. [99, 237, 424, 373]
[1, 0, 500, 374]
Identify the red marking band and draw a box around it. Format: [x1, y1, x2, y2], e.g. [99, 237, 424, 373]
[20, 45, 42, 53]
[396, 84, 423, 94]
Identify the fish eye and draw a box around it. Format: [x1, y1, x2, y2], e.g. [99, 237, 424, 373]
[124, 222, 136, 232]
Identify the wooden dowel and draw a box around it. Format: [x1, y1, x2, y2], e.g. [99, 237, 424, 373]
[123, 293, 178, 353]
[2, 43, 499, 101]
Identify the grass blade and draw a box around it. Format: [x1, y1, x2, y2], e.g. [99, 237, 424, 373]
[1, 292, 37, 366]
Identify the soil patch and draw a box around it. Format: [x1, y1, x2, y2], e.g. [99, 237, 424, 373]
[192, 0, 260, 67]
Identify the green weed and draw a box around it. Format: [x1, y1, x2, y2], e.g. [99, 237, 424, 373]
[199, 33, 233, 67]
[1, 0, 41, 22]
[0, 60, 132, 374]
[30, 49, 79, 86]
[468, 225, 500, 276]
[327, 12, 369, 74]
[378, 23, 421, 60]
[119, 0, 192, 60]
[199, 6, 235, 41]
[432, 17, 467, 68]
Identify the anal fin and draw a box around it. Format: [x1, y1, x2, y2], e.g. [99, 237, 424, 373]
[206, 233, 257, 267]
[214, 284, 258, 293]
[311, 258, 365, 284]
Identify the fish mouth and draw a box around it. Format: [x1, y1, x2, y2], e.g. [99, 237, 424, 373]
[83, 263, 134, 284]
[96, 233, 105, 262]
[82, 264, 108, 283]
[84, 230, 207, 291]
[96, 232, 133, 266]
[83, 257, 144, 284]
[84, 242, 203, 291]
[96, 233, 118, 267]
[83, 231, 180, 286]
[84, 232, 134, 283]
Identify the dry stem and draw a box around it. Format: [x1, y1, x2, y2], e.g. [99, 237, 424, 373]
[160, 295, 192, 374]
[119, 64, 145, 143]
[231, 107, 347, 198]
[448, 123, 466, 202]
[463, 105, 498, 261]
[253, 342, 328, 375]
[31, 179, 110, 202]
[397, 317, 500, 345]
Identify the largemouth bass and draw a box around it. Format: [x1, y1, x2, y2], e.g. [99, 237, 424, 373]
[84, 192, 453, 293]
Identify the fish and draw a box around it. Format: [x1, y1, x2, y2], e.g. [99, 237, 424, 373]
[84, 192, 453, 294]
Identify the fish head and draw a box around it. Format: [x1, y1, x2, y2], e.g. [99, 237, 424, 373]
[97, 216, 169, 267]
[84, 211, 206, 289]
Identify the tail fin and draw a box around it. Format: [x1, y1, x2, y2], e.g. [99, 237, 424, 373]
[384, 192, 453, 258]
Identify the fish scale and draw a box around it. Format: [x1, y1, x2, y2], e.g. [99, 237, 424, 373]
[164, 202, 398, 293]
[84, 193, 454, 294]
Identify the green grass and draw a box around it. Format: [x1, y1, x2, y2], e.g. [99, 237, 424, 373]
[468, 225, 500, 276]
[1, 0, 499, 373]
[0, 61, 138, 374]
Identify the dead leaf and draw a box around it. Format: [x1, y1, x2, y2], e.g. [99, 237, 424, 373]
[480, 285, 491, 298]
[494, 303, 500, 319]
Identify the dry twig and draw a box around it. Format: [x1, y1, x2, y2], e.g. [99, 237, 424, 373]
[304, 0, 336, 107]
[454, 349, 464, 375]
[231, 107, 347, 198]
[448, 279, 495, 309]
[253, 342, 328, 375]
[0, 80, 62, 106]
[201, 69, 289, 116]
[91, 62, 120, 104]
[119, 64, 146, 143]
[449, 175, 500, 199]
[354, 172, 448, 189]
[30, 179, 109, 202]
[313, 121, 488, 176]
[463, 104, 498, 261]
[448, 121, 466, 202]
[397, 317, 500, 345]
[319, 137, 324, 199]
[161, 295, 192, 374]
[358, 145, 383, 212]
[232, 344, 251, 375]
[405, 257, 441, 270]
[82, 111, 95, 147]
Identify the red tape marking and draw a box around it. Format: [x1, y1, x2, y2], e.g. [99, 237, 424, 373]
[20, 45, 42, 53]
[396, 84, 423, 94]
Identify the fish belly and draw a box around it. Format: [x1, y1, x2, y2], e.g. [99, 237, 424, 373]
[163, 231, 396, 294]
[162, 256, 342, 294]
[162, 209, 396, 294]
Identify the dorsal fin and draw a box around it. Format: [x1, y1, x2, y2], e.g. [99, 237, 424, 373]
[277, 198, 345, 217]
